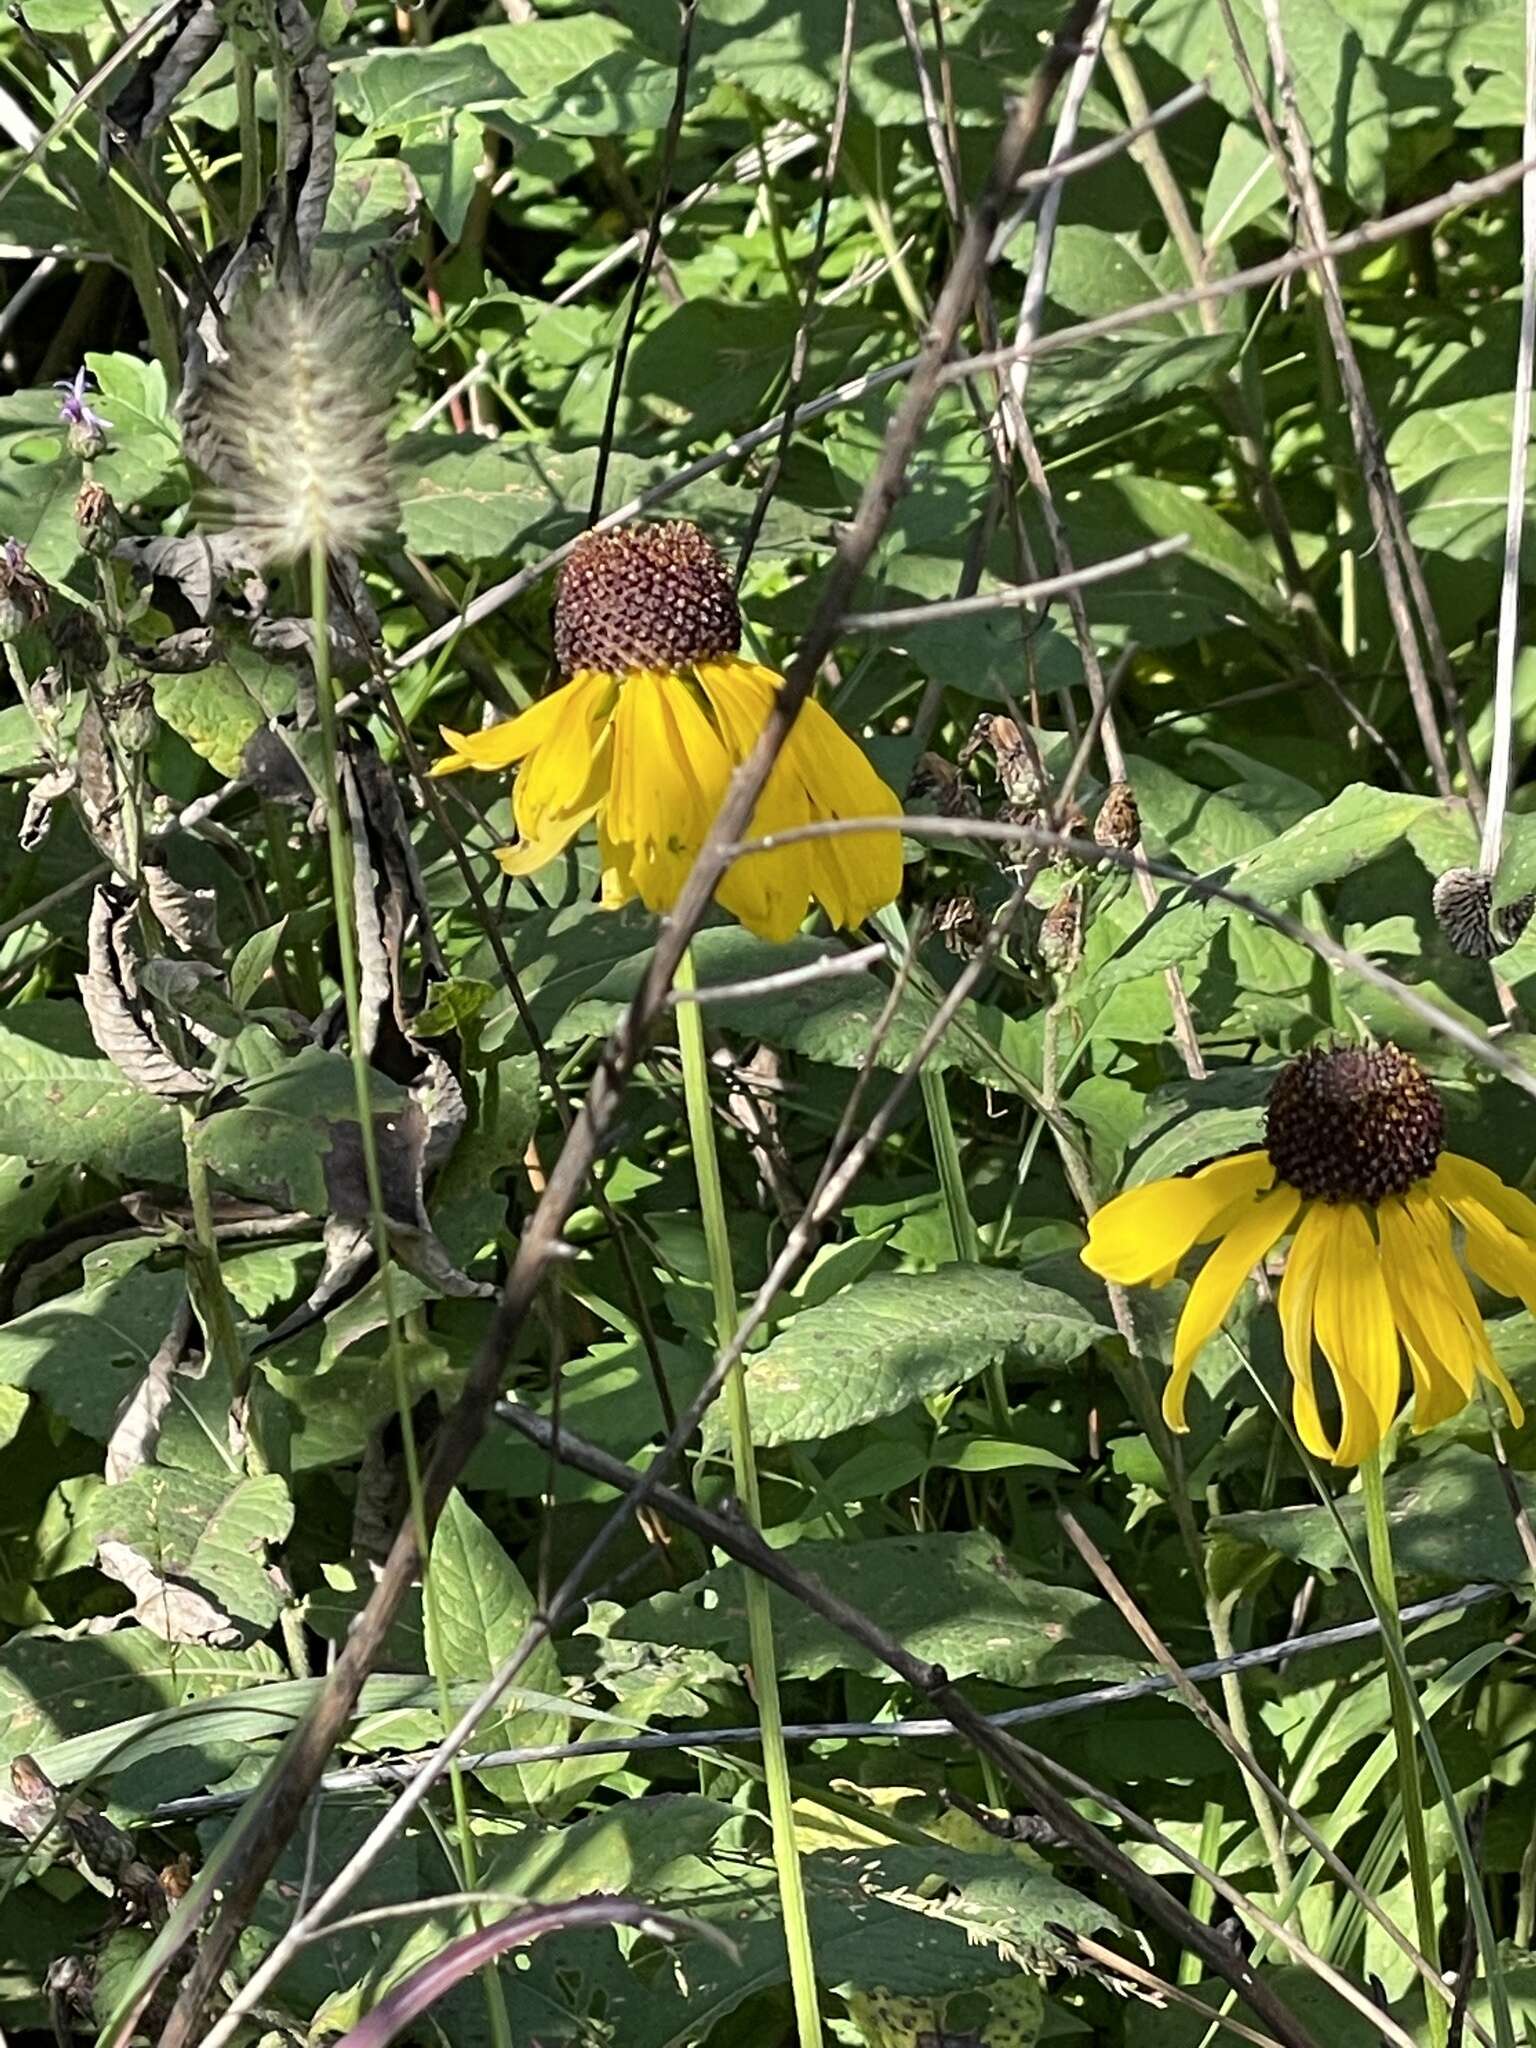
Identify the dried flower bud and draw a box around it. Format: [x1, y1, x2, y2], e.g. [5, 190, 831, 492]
[912, 751, 980, 818]
[0, 538, 48, 643]
[931, 890, 987, 957]
[1039, 886, 1084, 975]
[988, 714, 1043, 809]
[53, 608, 106, 680]
[75, 481, 120, 558]
[1432, 866, 1536, 958]
[107, 678, 158, 755]
[1093, 779, 1140, 853]
[1050, 800, 1088, 873]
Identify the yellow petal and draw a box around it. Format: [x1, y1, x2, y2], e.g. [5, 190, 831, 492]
[1313, 1203, 1401, 1467]
[606, 671, 732, 916]
[1080, 1152, 1276, 1286]
[432, 671, 612, 776]
[789, 697, 904, 929]
[1377, 1193, 1479, 1432]
[1449, 1194, 1536, 1315]
[1433, 1153, 1536, 1241]
[493, 800, 599, 877]
[1164, 1184, 1299, 1432]
[694, 658, 815, 942]
[510, 674, 613, 845]
[1279, 1200, 1333, 1460]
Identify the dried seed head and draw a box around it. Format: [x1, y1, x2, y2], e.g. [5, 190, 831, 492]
[1265, 1043, 1443, 1203]
[1093, 780, 1140, 852]
[194, 272, 401, 566]
[75, 481, 119, 558]
[1432, 866, 1536, 959]
[911, 752, 980, 818]
[554, 522, 741, 677]
[931, 890, 987, 957]
[0, 539, 48, 643]
[1039, 886, 1084, 975]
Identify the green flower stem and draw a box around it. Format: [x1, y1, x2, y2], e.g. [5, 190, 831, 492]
[1179, 1800, 1224, 1986]
[676, 947, 824, 2048]
[308, 546, 512, 2048]
[1359, 1446, 1445, 2048]
[918, 1061, 1024, 1534]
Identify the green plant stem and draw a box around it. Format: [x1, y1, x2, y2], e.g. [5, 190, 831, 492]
[308, 545, 512, 2048]
[1180, 1800, 1223, 1985]
[1359, 1446, 1445, 2048]
[675, 948, 823, 2048]
[234, 48, 261, 236]
[109, 184, 179, 395]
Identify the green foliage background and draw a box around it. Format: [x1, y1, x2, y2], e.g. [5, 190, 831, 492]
[0, 0, 1534, 2044]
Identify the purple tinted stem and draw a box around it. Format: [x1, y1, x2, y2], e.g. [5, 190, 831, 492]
[330, 1894, 715, 2048]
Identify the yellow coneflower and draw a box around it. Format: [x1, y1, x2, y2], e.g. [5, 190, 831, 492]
[432, 521, 903, 944]
[1081, 1044, 1529, 1465]
[192, 270, 401, 567]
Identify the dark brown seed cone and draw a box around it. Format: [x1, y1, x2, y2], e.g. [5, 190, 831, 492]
[1094, 780, 1140, 852]
[553, 521, 741, 677]
[1432, 865, 1536, 959]
[1265, 1043, 1443, 1203]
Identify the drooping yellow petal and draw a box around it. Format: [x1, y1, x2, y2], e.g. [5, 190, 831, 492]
[1164, 1184, 1299, 1432]
[694, 657, 815, 943]
[509, 675, 613, 842]
[1445, 1190, 1536, 1316]
[1433, 1153, 1536, 1242]
[432, 670, 613, 776]
[788, 698, 903, 929]
[1080, 1152, 1276, 1287]
[1377, 1193, 1480, 1431]
[1279, 1200, 1333, 1460]
[1313, 1202, 1401, 1466]
[494, 799, 601, 878]
[606, 670, 733, 916]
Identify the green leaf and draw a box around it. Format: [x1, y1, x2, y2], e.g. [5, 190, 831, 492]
[707, 1266, 1109, 1449]
[426, 1490, 568, 1804]
[615, 1531, 1145, 1686]
[0, 1626, 286, 1771]
[1217, 1444, 1536, 1584]
[0, 1000, 183, 1177]
[153, 647, 296, 777]
[86, 1469, 294, 1635]
[0, 1249, 185, 1439]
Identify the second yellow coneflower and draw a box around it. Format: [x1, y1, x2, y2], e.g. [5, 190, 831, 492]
[433, 521, 904, 944]
[1082, 1044, 1529, 1465]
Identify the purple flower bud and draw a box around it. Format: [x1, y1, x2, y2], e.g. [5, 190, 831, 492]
[54, 367, 112, 457]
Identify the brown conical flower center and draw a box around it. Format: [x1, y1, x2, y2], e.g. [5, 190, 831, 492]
[553, 520, 741, 678]
[1264, 1044, 1443, 1203]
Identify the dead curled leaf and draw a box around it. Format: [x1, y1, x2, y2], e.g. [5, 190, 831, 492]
[95, 1541, 243, 1649]
[77, 885, 215, 1101]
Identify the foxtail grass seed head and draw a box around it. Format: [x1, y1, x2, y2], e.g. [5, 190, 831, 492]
[554, 521, 741, 677]
[1432, 865, 1536, 958]
[195, 273, 400, 567]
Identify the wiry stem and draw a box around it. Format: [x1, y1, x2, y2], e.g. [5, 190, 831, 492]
[675, 947, 823, 2048]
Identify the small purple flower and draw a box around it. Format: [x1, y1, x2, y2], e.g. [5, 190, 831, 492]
[1, 538, 27, 577]
[54, 367, 111, 441]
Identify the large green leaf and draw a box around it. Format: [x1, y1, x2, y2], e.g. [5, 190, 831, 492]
[0, 1002, 182, 1178]
[707, 1265, 1109, 1450]
[85, 1469, 294, 1637]
[426, 1490, 568, 1804]
[0, 1249, 185, 1439]
[1217, 1444, 1536, 1583]
[615, 1531, 1145, 1686]
[0, 1626, 286, 1770]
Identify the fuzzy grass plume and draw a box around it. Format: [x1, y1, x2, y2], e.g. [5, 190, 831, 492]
[193, 270, 401, 566]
